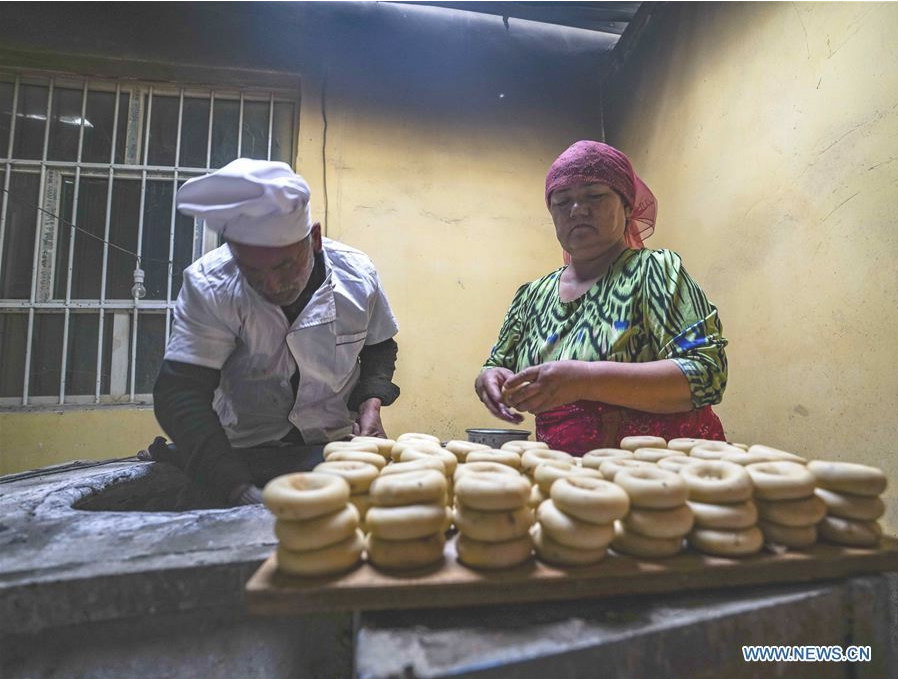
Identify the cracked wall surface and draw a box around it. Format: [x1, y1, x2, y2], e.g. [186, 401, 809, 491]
[603, 1, 898, 534]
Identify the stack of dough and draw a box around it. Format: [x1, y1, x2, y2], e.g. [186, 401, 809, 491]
[263, 472, 364, 577]
[323, 440, 389, 523]
[520, 448, 574, 507]
[344, 436, 396, 459]
[533, 476, 627, 566]
[681, 460, 763, 557]
[532, 460, 603, 497]
[809, 461, 887, 548]
[611, 467, 691, 558]
[313, 460, 380, 530]
[390, 432, 443, 461]
[747, 461, 823, 549]
[454, 468, 534, 570]
[397, 442, 458, 502]
[445, 440, 490, 463]
[366, 468, 450, 570]
[597, 457, 655, 481]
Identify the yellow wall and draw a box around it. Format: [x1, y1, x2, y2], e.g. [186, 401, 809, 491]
[0, 408, 162, 475]
[1, 6, 611, 473]
[603, 2, 898, 532]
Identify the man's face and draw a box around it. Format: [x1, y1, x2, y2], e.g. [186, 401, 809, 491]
[229, 223, 322, 306]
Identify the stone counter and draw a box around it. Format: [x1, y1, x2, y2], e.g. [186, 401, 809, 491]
[1, 460, 895, 679]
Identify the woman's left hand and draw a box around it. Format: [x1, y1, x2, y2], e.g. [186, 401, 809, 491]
[502, 360, 591, 414]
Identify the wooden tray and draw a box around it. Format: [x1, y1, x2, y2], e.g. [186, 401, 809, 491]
[245, 535, 898, 615]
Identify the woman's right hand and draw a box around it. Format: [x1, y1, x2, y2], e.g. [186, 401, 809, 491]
[475, 368, 524, 424]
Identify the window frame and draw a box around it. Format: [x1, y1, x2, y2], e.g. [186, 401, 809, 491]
[0, 66, 300, 408]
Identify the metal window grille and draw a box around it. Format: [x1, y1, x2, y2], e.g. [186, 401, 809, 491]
[0, 71, 298, 407]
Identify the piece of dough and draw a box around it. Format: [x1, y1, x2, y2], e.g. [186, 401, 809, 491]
[687, 526, 764, 557]
[622, 504, 694, 539]
[325, 449, 387, 470]
[746, 444, 807, 464]
[274, 504, 360, 551]
[533, 460, 602, 495]
[581, 448, 633, 470]
[263, 472, 351, 520]
[745, 461, 816, 501]
[454, 503, 533, 541]
[366, 502, 450, 540]
[367, 531, 446, 570]
[807, 460, 888, 497]
[313, 460, 380, 494]
[444, 440, 490, 461]
[536, 499, 614, 550]
[466, 448, 523, 470]
[611, 522, 683, 558]
[276, 530, 364, 576]
[814, 487, 885, 521]
[369, 470, 448, 507]
[688, 499, 758, 530]
[456, 533, 533, 570]
[679, 460, 753, 503]
[454, 471, 531, 511]
[756, 520, 817, 549]
[666, 438, 708, 453]
[634, 447, 687, 463]
[597, 458, 655, 481]
[619, 435, 666, 451]
[818, 516, 882, 548]
[550, 476, 630, 524]
[531, 524, 607, 567]
[613, 467, 688, 509]
[755, 495, 826, 527]
[521, 448, 574, 474]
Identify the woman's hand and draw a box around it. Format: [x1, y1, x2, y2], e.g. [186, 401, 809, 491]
[504, 359, 695, 415]
[475, 368, 524, 424]
[502, 360, 592, 414]
[353, 398, 387, 437]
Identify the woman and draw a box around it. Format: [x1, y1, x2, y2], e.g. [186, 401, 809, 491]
[474, 141, 727, 454]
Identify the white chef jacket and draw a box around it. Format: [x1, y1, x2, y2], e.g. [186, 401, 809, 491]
[164, 237, 399, 447]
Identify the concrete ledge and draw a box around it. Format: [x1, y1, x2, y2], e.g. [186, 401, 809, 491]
[0, 461, 275, 635]
[356, 575, 898, 679]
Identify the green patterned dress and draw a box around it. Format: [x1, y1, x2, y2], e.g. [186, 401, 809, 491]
[483, 248, 728, 451]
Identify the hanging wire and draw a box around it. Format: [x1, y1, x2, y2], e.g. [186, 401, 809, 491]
[0, 183, 177, 268]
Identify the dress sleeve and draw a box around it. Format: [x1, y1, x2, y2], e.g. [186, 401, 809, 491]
[641, 250, 728, 408]
[483, 283, 530, 372]
[164, 269, 237, 370]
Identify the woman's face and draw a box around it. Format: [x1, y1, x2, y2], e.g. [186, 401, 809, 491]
[548, 182, 631, 258]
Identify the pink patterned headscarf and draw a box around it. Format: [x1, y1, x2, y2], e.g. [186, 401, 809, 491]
[545, 141, 657, 248]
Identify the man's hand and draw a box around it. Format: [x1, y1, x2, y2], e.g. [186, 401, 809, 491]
[502, 360, 591, 415]
[228, 483, 263, 506]
[353, 397, 387, 437]
[474, 367, 524, 424]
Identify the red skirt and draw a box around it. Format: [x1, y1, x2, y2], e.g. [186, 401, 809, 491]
[535, 400, 725, 456]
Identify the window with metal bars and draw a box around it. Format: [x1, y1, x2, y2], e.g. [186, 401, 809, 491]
[0, 71, 298, 406]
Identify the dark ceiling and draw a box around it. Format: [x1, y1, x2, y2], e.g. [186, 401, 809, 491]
[387, 1, 643, 34]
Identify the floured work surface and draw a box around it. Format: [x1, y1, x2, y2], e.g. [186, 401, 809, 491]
[245, 535, 898, 615]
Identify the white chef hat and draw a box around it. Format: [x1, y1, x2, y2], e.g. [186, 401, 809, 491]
[176, 158, 313, 247]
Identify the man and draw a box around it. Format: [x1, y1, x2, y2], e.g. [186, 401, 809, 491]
[150, 159, 400, 506]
